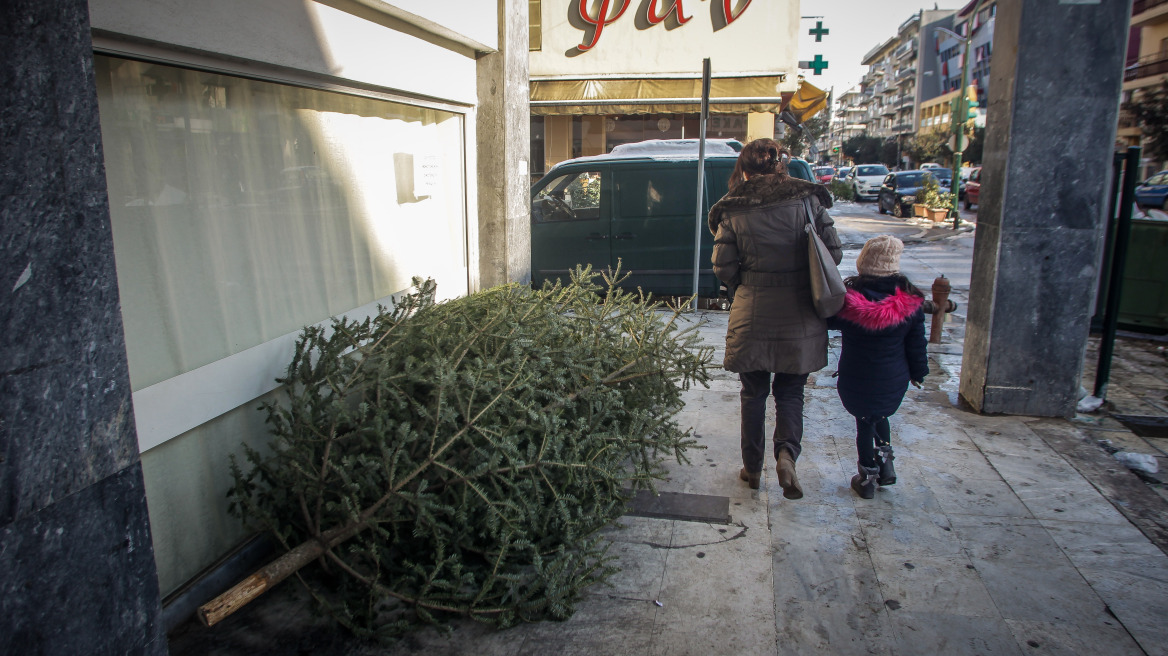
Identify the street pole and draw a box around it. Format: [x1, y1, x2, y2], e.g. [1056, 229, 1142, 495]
[690, 58, 711, 308]
[948, 0, 982, 229]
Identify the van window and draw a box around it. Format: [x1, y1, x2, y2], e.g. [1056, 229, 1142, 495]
[532, 171, 602, 223]
[616, 169, 693, 217]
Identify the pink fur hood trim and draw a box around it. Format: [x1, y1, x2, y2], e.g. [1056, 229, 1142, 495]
[837, 288, 923, 331]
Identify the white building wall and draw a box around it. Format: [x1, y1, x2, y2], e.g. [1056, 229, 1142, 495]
[89, 0, 493, 104]
[87, 0, 504, 597]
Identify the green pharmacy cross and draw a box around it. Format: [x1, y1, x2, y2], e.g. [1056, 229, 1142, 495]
[809, 21, 829, 42]
[800, 55, 829, 75]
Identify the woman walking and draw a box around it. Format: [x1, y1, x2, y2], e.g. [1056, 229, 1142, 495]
[708, 139, 842, 499]
[827, 235, 929, 499]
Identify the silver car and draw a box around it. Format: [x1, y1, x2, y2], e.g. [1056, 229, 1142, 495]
[848, 164, 890, 201]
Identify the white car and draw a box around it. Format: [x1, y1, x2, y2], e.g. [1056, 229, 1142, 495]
[848, 164, 890, 201]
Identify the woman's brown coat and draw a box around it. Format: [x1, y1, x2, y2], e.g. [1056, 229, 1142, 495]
[708, 174, 843, 374]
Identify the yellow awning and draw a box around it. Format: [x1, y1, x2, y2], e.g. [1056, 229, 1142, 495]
[530, 76, 790, 115]
[785, 80, 829, 123]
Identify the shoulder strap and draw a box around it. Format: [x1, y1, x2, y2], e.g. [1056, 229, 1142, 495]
[802, 195, 816, 229]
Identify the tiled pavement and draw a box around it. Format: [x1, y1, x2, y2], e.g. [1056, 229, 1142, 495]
[173, 308, 1168, 655]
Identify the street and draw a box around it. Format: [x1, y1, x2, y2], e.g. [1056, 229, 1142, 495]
[830, 198, 977, 343]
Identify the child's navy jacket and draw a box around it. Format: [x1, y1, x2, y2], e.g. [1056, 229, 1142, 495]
[827, 277, 929, 418]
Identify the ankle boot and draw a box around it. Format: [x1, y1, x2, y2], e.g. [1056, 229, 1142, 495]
[851, 462, 879, 499]
[739, 468, 761, 490]
[777, 450, 804, 500]
[875, 445, 896, 486]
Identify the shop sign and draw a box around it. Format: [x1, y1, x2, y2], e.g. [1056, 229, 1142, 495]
[576, 0, 752, 51]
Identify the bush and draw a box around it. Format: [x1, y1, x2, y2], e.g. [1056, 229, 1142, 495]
[828, 178, 854, 202]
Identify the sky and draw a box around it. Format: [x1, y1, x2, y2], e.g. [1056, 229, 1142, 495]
[795, 0, 967, 101]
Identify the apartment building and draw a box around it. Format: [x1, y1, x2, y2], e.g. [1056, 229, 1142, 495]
[858, 8, 956, 166]
[829, 86, 869, 164]
[1119, 0, 1168, 179]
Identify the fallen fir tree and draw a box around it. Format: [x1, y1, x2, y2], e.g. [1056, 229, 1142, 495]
[203, 268, 713, 640]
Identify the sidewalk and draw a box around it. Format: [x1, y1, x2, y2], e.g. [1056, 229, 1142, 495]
[171, 309, 1168, 655]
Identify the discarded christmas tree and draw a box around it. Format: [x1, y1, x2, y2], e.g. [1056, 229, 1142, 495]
[207, 268, 712, 639]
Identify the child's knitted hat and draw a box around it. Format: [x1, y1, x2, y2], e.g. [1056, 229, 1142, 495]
[856, 235, 903, 277]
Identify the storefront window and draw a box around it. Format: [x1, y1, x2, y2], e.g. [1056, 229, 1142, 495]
[94, 56, 467, 390]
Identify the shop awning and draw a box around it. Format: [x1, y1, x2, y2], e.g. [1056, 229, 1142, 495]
[530, 75, 792, 115]
[784, 80, 829, 123]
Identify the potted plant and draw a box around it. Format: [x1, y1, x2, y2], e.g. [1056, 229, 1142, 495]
[918, 176, 953, 222]
[929, 190, 955, 222]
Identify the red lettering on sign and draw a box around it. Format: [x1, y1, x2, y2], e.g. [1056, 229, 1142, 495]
[577, 0, 631, 51]
[644, 0, 691, 25]
[723, 0, 752, 25]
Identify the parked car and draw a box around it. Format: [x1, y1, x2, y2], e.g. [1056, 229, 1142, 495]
[920, 162, 942, 170]
[958, 166, 974, 199]
[529, 140, 815, 298]
[928, 167, 954, 192]
[848, 163, 890, 201]
[963, 166, 982, 210]
[813, 166, 835, 184]
[877, 170, 937, 218]
[835, 166, 852, 182]
[1135, 170, 1168, 210]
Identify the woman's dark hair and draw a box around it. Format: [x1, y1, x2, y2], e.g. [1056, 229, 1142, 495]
[844, 274, 926, 298]
[728, 138, 789, 194]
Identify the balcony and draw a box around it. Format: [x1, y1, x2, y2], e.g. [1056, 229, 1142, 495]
[882, 103, 897, 117]
[894, 39, 917, 61]
[1117, 109, 1139, 130]
[1125, 52, 1168, 82]
[896, 66, 917, 83]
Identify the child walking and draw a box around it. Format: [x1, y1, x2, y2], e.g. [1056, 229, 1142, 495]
[827, 235, 929, 499]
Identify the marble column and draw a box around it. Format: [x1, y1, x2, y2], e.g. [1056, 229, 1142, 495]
[959, 0, 1133, 416]
[476, 0, 532, 289]
[0, 0, 166, 652]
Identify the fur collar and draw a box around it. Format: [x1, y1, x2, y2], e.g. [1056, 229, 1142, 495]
[837, 288, 922, 331]
[708, 174, 834, 234]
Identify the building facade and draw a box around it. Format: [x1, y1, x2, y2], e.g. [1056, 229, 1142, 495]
[829, 86, 869, 165]
[527, 0, 802, 176]
[1120, 0, 1168, 179]
[75, 0, 530, 623]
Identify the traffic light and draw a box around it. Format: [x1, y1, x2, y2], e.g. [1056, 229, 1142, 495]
[965, 85, 979, 120]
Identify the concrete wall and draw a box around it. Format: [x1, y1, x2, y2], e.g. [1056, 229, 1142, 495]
[0, 0, 165, 651]
[476, 0, 532, 289]
[959, 0, 1131, 417]
[89, 0, 492, 104]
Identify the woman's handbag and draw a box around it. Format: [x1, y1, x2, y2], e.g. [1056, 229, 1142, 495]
[802, 196, 846, 318]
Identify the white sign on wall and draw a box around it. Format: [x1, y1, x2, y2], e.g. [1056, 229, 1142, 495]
[414, 154, 440, 197]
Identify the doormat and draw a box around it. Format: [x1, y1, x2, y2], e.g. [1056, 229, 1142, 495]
[623, 490, 731, 524]
[1113, 414, 1168, 439]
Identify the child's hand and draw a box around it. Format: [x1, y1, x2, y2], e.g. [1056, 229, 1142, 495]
[911, 380, 923, 389]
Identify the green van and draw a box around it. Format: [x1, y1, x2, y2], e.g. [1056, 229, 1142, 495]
[530, 139, 814, 298]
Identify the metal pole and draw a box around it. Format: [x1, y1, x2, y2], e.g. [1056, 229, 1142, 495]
[949, 0, 982, 229]
[1092, 152, 1126, 330]
[690, 58, 711, 308]
[1094, 146, 1142, 399]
